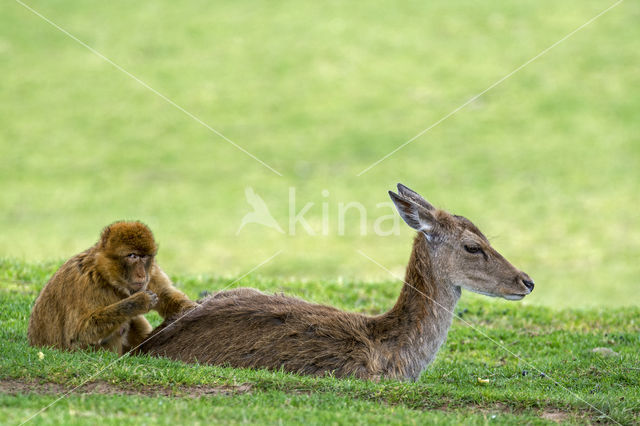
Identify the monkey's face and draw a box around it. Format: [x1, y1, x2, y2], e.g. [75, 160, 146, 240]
[121, 252, 154, 292]
[97, 221, 159, 293]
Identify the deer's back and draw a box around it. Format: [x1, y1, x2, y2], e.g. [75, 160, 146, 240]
[140, 290, 384, 379]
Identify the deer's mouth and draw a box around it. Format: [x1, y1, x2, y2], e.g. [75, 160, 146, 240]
[502, 293, 527, 301]
[464, 288, 528, 300]
[458, 282, 531, 301]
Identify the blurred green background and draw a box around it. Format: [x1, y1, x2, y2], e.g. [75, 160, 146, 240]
[1, 0, 638, 308]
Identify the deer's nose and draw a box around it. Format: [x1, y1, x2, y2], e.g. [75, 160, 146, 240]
[519, 273, 535, 292]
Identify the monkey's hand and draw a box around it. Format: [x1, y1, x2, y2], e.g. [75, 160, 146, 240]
[73, 291, 158, 348]
[144, 290, 159, 309]
[137, 290, 158, 311]
[122, 290, 158, 315]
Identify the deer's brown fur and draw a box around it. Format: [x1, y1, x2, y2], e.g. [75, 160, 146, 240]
[140, 185, 534, 380]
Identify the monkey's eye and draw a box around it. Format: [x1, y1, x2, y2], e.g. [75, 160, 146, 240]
[126, 253, 138, 259]
[464, 245, 483, 254]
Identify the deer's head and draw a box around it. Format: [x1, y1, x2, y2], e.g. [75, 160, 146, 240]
[389, 184, 534, 300]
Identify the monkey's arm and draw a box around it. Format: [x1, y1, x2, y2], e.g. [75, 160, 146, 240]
[71, 291, 157, 349]
[148, 266, 197, 319]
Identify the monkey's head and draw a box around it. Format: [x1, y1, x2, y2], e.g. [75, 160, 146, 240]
[96, 221, 158, 293]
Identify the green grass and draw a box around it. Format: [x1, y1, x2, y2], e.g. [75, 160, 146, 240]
[1, 1, 639, 423]
[1, 261, 639, 424]
[1, 0, 639, 308]
[0, 393, 551, 425]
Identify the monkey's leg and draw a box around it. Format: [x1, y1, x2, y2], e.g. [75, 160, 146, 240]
[71, 291, 155, 350]
[96, 332, 123, 354]
[148, 267, 197, 319]
[122, 315, 152, 354]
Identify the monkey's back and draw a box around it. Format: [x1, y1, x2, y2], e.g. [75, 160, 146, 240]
[27, 264, 72, 348]
[27, 251, 120, 350]
[140, 290, 385, 379]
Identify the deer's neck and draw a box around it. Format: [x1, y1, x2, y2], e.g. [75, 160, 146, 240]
[374, 233, 461, 380]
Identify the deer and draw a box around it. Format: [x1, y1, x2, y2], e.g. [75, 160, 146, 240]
[139, 184, 534, 381]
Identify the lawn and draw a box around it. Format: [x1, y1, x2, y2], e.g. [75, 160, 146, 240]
[1, 0, 639, 424]
[1, 0, 639, 308]
[1, 260, 639, 424]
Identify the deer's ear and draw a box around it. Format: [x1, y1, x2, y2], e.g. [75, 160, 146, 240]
[389, 191, 437, 233]
[396, 183, 435, 211]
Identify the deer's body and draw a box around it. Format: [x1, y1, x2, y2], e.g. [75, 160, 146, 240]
[140, 185, 534, 381]
[141, 233, 458, 380]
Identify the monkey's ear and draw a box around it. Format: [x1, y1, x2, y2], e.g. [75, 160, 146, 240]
[99, 224, 112, 248]
[389, 191, 437, 233]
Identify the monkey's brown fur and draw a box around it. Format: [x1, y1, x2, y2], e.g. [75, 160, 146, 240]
[27, 221, 197, 355]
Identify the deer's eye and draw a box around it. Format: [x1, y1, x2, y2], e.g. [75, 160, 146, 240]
[464, 245, 482, 254]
